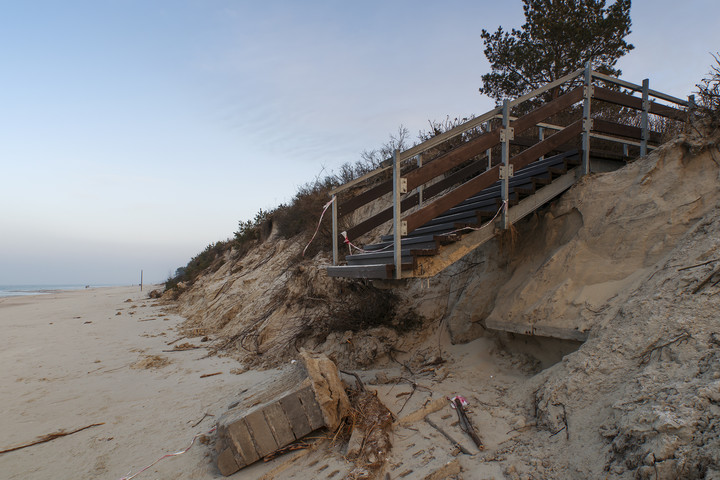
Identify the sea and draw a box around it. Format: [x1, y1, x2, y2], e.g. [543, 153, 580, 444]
[0, 284, 116, 298]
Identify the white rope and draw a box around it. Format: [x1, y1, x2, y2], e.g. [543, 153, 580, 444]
[302, 197, 336, 257]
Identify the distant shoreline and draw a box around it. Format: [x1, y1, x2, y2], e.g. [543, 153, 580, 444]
[0, 284, 129, 298]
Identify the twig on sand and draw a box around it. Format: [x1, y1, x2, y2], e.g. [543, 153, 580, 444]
[678, 258, 719, 271]
[199, 372, 222, 378]
[339, 370, 366, 391]
[191, 412, 214, 428]
[637, 330, 692, 365]
[692, 266, 720, 294]
[0, 423, 104, 454]
[424, 417, 472, 455]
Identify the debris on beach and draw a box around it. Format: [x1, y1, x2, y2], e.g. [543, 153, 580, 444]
[214, 351, 350, 476]
[130, 355, 170, 370]
[0, 423, 105, 454]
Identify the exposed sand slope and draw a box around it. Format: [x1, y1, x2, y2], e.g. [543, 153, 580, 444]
[171, 126, 720, 479]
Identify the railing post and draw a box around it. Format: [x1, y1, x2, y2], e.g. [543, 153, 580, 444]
[331, 194, 338, 265]
[485, 120, 492, 171]
[641, 78, 649, 157]
[500, 100, 513, 229]
[392, 149, 406, 280]
[417, 153, 423, 206]
[538, 126, 545, 161]
[582, 61, 593, 175]
[688, 94, 696, 123]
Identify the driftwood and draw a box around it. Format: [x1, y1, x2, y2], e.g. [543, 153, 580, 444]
[0, 423, 104, 454]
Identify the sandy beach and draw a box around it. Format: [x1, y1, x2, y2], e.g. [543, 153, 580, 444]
[0, 286, 285, 480]
[0, 285, 529, 480]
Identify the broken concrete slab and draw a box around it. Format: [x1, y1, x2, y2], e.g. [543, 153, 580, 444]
[215, 351, 350, 476]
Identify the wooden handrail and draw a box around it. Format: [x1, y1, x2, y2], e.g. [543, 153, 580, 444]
[593, 87, 686, 120]
[592, 119, 662, 144]
[331, 68, 691, 256]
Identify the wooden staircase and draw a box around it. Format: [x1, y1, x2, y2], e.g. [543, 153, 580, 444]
[324, 64, 692, 281]
[327, 150, 581, 279]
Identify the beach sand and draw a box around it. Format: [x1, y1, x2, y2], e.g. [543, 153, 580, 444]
[0, 285, 280, 480]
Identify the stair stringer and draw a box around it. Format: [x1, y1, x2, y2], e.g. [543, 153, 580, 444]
[412, 168, 580, 278]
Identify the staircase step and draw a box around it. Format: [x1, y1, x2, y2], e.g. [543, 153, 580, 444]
[326, 264, 391, 279]
[363, 235, 438, 252]
[326, 263, 413, 279]
[346, 251, 413, 266]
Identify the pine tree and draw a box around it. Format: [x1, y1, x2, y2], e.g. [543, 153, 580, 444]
[480, 0, 634, 103]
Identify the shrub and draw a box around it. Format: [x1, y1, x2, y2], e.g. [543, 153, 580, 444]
[164, 240, 232, 291]
[696, 53, 720, 117]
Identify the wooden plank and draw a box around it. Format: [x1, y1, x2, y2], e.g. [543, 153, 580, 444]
[400, 107, 502, 161]
[404, 165, 501, 234]
[338, 177, 392, 219]
[423, 158, 489, 200]
[227, 418, 260, 465]
[593, 86, 642, 110]
[509, 121, 583, 172]
[594, 87, 686, 120]
[511, 87, 583, 135]
[263, 403, 296, 445]
[649, 102, 686, 121]
[343, 192, 419, 243]
[216, 447, 242, 476]
[326, 264, 389, 279]
[405, 130, 502, 191]
[592, 119, 662, 144]
[278, 391, 314, 439]
[244, 409, 279, 457]
[296, 386, 325, 431]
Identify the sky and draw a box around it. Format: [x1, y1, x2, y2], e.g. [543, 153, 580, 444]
[1, 0, 718, 285]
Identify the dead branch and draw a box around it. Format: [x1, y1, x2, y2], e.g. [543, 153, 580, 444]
[692, 266, 720, 294]
[0, 423, 104, 454]
[199, 372, 222, 378]
[191, 412, 214, 428]
[453, 398, 483, 450]
[637, 330, 692, 365]
[423, 417, 472, 455]
[340, 370, 366, 392]
[677, 258, 719, 271]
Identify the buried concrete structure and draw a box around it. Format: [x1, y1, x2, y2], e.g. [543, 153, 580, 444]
[215, 351, 350, 476]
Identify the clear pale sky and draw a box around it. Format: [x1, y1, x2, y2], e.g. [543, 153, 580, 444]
[1, 1, 718, 285]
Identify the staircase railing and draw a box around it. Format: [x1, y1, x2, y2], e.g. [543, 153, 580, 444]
[329, 63, 693, 278]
